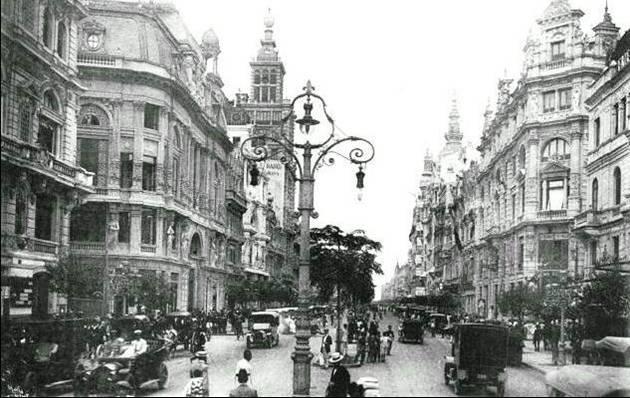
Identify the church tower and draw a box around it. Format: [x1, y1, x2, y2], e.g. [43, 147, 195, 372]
[250, 9, 285, 105]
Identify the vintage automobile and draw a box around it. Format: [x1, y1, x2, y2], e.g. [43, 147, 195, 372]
[164, 311, 193, 351]
[398, 319, 424, 344]
[7, 317, 91, 397]
[444, 322, 509, 396]
[74, 316, 169, 396]
[545, 336, 630, 397]
[246, 311, 280, 349]
[429, 313, 448, 337]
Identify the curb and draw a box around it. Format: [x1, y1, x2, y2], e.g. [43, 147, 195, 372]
[521, 360, 547, 375]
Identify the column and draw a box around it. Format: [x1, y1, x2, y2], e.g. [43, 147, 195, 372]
[568, 129, 583, 214]
[525, 135, 539, 217]
[132, 102, 145, 190]
[108, 100, 122, 189]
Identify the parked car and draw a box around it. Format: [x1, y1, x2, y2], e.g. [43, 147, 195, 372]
[246, 311, 280, 349]
[74, 316, 169, 396]
[545, 337, 630, 397]
[444, 322, 509, 396]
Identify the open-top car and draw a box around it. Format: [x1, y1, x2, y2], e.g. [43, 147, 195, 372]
[164, 311, 193, 351]
[74, 315, 169, 396]
[444, 322, 509, 396]
[399, 319, 424, 344]
[246, 311, 280, 349]
[6, 317, 91, 397]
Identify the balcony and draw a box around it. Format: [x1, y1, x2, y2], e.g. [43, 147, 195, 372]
[70, 241, 105, 252]
[2, 233, 58, 255]
[540, 58, 572, 71]
[1, 135, 94, 188]
[537, 209, 568, 220]
[226, 188, 247, 212]
[575, 207, 623, 230]
[141, 245, 157, 254]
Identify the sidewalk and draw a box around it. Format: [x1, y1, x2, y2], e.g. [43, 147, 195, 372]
[521, 340, 572, 375]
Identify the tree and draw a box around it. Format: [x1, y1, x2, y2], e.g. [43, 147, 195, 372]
[309, 225, 383, 307]
[128, 271, 173, 313]
[496, 284, 544, 320]
[47, 254, 103, 298]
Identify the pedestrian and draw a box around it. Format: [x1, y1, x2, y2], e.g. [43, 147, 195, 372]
[543, 322, 551, 351]
[326, 352, 350, 397]
[379, 332, 388, 362]
[341, 324, 348, 355]
[321, 328, 333, 369]
[184, 353, 210, 397]
[383, 325, 395, 355]
[551, 320, 561, 365]
[356, 332, 367, 365]
[234, 314, 244, 341]
[367, 332, 378, 363]
[235, 349, 253, 385]
[229, 369, 258, 397]
[533, 323, 542, 352]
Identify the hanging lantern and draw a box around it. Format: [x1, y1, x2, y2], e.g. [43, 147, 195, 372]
[249, 163, 260, 186]
[355, 165, 365, 189]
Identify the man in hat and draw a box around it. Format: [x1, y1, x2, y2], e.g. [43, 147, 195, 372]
[131, 329, 148, 356]
[230, 369, 258, 397]
[326, 352, 350, 397]
[321, 328, 333, 369]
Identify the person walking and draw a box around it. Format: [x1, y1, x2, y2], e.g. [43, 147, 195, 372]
[235, 349, 253, 386]
[356, 331, 366, 365]
[340, 324, 348, 355]
[230, 369, 258, 397]
[321, 328, 333, 369]
[326, 352, 350, 397]
[383, 325, 395, 355]
[533, 323, 542, 352]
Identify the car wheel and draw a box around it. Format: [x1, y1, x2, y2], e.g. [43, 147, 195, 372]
[157, 363, 168, 390]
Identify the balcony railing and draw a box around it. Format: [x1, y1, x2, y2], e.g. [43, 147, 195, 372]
[1, 233, 58, 255]
[537, 209, 567, 219]
[77, 53, 117, 67]
[70, 241, 105, 252]
[541, 58, 571, 70]
[29, 237, 58, 255]
[141, 245, 156, 254]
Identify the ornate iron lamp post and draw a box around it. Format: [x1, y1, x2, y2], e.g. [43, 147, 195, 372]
[241, 81, 375, 396]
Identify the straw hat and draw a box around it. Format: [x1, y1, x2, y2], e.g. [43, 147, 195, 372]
[329, 352, 344, 364]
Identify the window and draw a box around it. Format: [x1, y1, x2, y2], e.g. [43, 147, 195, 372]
[539, 240, 569, 269]
[190, 234, 201, 257]
[56, 22, 67, 59]
[144, 104, 160, 130]
[70, 203, 106, 242]
[518, 237, 524, 270]
[511, 194, 516, 222]
[19, 101, 32, 142]
[232, 136, 241, 147]
[37, 117, 57, 154]
[612, 236, 620, 259]
[481, 186, 485, 201]
[172, 158, 179, 196]
[19, 0, 35, 33]
[42, 7, 53, 49]
[613, 167, 621, 205]
[621, 98, 627, 131]
[542, 138, 569, 161]
[520, 184, 525, 214]
[592, 178, 599, 210]
[613, 103, 619, 136]
[590, 240, 597, 265]
[120, 152, 133, 189]
[78, 138, 99, 185]
[518, 145, 526, 170]
[15, 190, 28, 235]
[118, 212, 130, 243]
[35, 193, 54, 241]
[544, 179, 566, 210]
[558, 88, 571, 110]
[43, 90, 59, 111]
[551, 40, 565, 60]
[141, 208, 156, 245]
[81, 113, 100, 126]
[253, 68, 278, 103]
[594, 117, 601, 147]
[142, 155, 156, 191]
[543, 91, 556, 113]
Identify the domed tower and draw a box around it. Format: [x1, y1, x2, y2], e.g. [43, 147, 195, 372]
[592, 1, 620, 55]
[250, 8, 285, 104]
[200, 28, 221, 75]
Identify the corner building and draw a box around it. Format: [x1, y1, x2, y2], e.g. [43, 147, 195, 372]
[70, 1, 235, 314]
[473, 0, 620, 317]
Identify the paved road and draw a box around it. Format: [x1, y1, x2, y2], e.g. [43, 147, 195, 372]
[146, 313, 546, 397]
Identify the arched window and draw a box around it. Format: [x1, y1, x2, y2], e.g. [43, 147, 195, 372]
[592, 179, 598, 211]
[42, 7, 53, 49]
[190, 233, 202, 257]
[542, 138, 570, 161]
[56, 22, 67, 59]
[79, 105, 109, 127]
[613, 167, 621, 206]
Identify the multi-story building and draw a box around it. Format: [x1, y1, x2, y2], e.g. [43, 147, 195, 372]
[575, 28, 629, 274]
[69, 0, 235, 313]
[1, 0, 95, 318]
[473, 0, 620, 318]
[227, 11, 298, 284]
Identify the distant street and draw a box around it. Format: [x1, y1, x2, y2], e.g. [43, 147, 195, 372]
[147, 314, 546, 397]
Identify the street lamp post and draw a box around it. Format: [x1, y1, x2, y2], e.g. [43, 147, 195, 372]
[241, 81, 375, 396]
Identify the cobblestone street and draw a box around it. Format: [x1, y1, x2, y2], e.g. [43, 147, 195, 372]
[148, 314, 546, 397]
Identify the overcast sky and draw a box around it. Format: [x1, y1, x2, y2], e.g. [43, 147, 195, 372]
[173, 0, 629, 299]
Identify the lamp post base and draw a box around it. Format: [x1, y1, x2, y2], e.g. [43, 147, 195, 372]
[292, 307, 314, 396]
